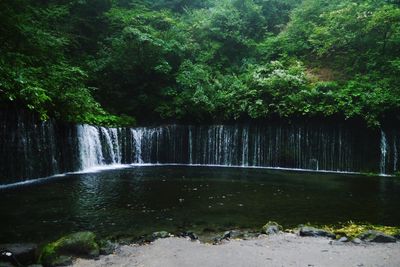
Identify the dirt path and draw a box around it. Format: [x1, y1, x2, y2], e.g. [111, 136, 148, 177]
[73, 234, 400, 267]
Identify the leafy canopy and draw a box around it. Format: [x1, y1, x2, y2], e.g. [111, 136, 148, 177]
[1, 0, 399, 126]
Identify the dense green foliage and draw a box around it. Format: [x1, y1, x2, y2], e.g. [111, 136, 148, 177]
[1, 0, 399, 126]
[0, 0, 134, 125]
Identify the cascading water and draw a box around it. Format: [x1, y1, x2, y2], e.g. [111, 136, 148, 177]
[378, 129, 400, 176]
[189, 126, 193, 164]
[74, 124, 398, 175]
[74, 123, 380, 172]
[100, 127, 116, 164]
[380, 130, 388, 175]
[99, 127, 122, 164]
[109, 128, 122, 164]
[0, 110, 78, 185]
[77, 125, 124, 169]
[242, 126, 249, 166]
[394, 138, 398, 173]
[77, 125, 104, 169]
[131, 128, 144, 164]
[2, 110, 400, 186]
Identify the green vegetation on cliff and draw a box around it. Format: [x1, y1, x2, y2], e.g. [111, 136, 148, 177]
[1, 0, 399, 126]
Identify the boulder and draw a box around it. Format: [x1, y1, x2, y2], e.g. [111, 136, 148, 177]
[261, 222, 282, 235]
[394, 231, 400, 240]
[352, 238, 362, 245]
[213, 230, 243, 244]
[299, 226, 336, 239]
[222, 230, 243, 240]
[40, 231, 99, 267]
[151, 231, 170, 239]
[358, 230, 396, 243]
[98, 240, 117, 255]
[177, 232, 199, 241]
[0, 243, 38, 266]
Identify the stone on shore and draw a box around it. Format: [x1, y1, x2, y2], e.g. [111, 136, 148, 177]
[99, 240, 118, 255]
[358, 230, 396, 243]
[177, 232, 199, 241]
[299, 226, 336, 239]
[0, 243, 38, 266]
[261, 221, 282, 235]
[213, 230, 243, 244]
[152, 231, 171, 240]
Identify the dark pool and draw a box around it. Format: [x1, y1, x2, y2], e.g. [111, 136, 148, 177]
[1, 165, 400, 244]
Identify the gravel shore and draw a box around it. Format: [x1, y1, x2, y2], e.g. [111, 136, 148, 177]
[73, 233, 400, 267]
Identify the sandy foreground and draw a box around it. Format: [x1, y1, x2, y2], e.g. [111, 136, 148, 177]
[72, 234, 400, 267]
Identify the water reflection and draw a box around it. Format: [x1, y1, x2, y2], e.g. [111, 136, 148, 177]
[0, 166, 399, 244]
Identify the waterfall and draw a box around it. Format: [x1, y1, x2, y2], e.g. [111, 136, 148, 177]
[131, 128, 144, 163]
[77, 125, 124, 169]
[3, 110, 400, 187]
[242, 126, 249, 166]
[394, 138, 398, 173]
[120, 124, 380, 173]
[100, 127, 116, 164]
[189, 126, 193, 164]
[0, 110, 78, 185]
[380, 130, 388, 175]
[77, 125, 104, 169]
[110, 128, 122, 164]
[72, 124, 398, 175]
[44, 122, 59, 174]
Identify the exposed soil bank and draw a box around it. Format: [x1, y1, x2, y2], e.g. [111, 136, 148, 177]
[72, 234, 400, 267]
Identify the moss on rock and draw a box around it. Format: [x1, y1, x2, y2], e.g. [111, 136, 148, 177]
[320, 222, 400, 239]
[40, 232, 99, 267]
[261, 221, 282, 235]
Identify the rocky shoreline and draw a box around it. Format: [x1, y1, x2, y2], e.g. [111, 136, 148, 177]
[1, 223, 399, 267]
[72, 234, 400, 267]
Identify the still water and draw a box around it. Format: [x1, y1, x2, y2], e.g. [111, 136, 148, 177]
[1, 166, 399, 243]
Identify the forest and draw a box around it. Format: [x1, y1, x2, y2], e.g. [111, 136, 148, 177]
[2, 2, 400, 265]
[1, 0, 399, 126]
